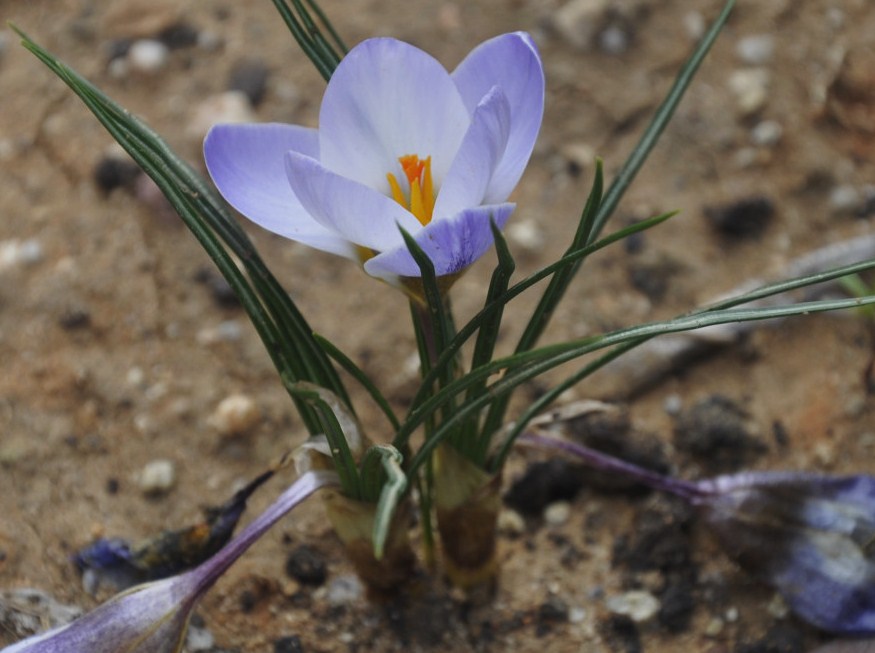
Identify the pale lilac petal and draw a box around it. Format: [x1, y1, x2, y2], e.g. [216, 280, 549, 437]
[452, 32, 544, 202]
[285, 152, 422, 251]
[364, 203, 515, 280]
[204, 124, 354, 259]
[319, 38, 470, 194]
[432, 86, 511, 220]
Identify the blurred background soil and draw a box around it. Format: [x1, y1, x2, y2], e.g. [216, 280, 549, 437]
[1, 0, 875, 651]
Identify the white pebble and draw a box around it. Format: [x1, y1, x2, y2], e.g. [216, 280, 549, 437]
[128, 39, 169, 74]
[829, 184, 861, 214]
[736, 34, 775, 65]
[139, 459, 176, 495]
[209, 394, 260, 436]
[497, 509, 526, 535]
[606, 590, 660, 623]
[544, 501, 571, 526]
[506, 219, 545, 251]
[683, 11, 706, 41]
[325, 575, 363, 606]
[751, 120, 783, 146]
[126, 366, 145, 387]
[187, 91, 256, 142]
[552, 0, 609, 50]
[729, 69, 770, 116]
[705, 617, 725, 637]
[0, 238, 44, 271]
[663, 394, 683, 416]
[196, 320, 244, 344]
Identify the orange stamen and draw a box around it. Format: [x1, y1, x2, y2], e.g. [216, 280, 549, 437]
[386, 154, 435, 226]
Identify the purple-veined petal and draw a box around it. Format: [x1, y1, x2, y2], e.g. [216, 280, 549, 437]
[432, 86, 511, 220]
[363, 203, 514, 280]
[452, 32, 545, 203]
[2, 471, 338, 653]
[204, 124, 354, 259]
[285, 151, 422, 252]
[318, 38, 470, 194]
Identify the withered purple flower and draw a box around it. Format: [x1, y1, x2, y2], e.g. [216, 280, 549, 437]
[2, 471, 337, 653]
[520, 432, 875, 634]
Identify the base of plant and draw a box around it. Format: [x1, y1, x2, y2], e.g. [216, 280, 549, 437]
[322, 489, 418, 600]
[434, 443, 502, 595]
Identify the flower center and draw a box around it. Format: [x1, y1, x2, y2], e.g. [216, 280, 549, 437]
[386, 154, 435, 226]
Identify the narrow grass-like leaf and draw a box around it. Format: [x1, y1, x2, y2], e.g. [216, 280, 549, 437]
[303, 0, 348, 54]
[399, 211, 675, 443]
[287, 383, 361, 498]
[315, 333, 401, 432]
[399, 282, 875, 471]
[358, 445, 408, 559]
[270, 0, 337, 81]
[588, 0, 735, 241]
[15, 28, 353, 435]
[464, 221, 516, 464]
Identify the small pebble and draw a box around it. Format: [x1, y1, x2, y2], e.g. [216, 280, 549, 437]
[209, 393, 260, 436]
[683, 11, 705, 40]
[544, 500, 572, 526]
[735, 34, 775, 65]
[196, 320, 244, 344]
[497, 509, 526, 536]
[185, 624, 215, 652]
[126, 366, 145, 387]
[187, 91, 257, 141]
[506, 218, 545, 251]
[767, 593, 790, 619]
[552, 0, 609, 50]
[705, 617, 725, 637]
[729, 68, 770, 116]
[157, 22, 199, 49]
[829, 184, 861, 215]
[725, 606, 739, 622]
[285, 545, 327, 586]
[138, 459, 176, 495]
[598, 24, 630, 55]
[663, 394, 683, 416]
[704, 196, 774, 239]
[606, 590, 661, 623]
[128, 39, 170, 74]
[0, 238, 44, 271]
[228, 59, 270, 107]
[751, 120, 783, 146]
[325, 575, 363, 606]
[274, 635, 304, 653]
[93, 156, 141, 194]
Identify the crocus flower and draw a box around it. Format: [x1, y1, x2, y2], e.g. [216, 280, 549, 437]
[2, 471, 338, 653]
[204, 32, 544, 284]
[520, 432, 875, 635]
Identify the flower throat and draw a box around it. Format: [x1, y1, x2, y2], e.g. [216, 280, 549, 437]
[387, 155, 435, 226]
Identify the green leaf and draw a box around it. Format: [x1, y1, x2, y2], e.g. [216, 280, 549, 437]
[399, 211, 676, 441]
[359, 445, 407, 559]
[398, 256, 875, 473]
[315, 334, 400, 432]
[270, 0, 345, 81]
[287, 383, 362, 498]
[14, 27, 353, 436]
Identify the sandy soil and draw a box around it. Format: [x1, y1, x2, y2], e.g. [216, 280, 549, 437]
[2, 0, 875, 651]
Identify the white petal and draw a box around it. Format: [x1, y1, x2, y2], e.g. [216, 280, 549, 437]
[433, 86, 511, 220]
[204, 123, 354, 258]
[319, 38, 470, 194]
[452, 32, 545, 202]
[285, 152, 422, 252]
